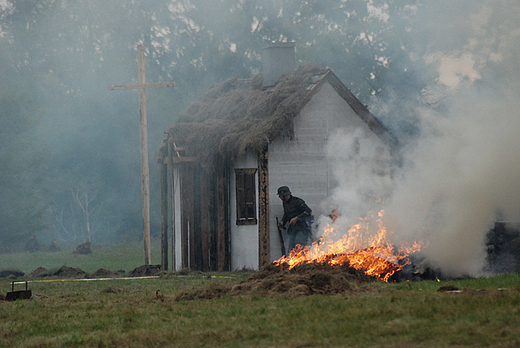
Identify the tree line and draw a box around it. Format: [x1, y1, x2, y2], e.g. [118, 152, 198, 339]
[0, 0, 465, 251]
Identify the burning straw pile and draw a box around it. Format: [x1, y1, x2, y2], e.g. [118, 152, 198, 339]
[175, 210, 425, 301]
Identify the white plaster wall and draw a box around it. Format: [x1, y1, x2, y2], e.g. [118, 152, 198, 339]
[230, 152, 260, 270]
[268, 82, 392, 260]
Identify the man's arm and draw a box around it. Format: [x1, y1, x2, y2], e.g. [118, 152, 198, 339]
[296, 198, 312, 221]
[280, 204, 288, 226]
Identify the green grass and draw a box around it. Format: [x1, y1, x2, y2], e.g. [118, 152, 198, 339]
[1, 247, 520, 347]
[0, 241, 162, 275]
[1, 274, 520, 347]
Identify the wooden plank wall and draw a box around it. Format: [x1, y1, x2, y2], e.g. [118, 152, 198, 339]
[177, 161, 230, 271]
[208, 172, 218, 271]
[160, 163, 168, 270]
[258, 144, 270, 267]
[168, 146, 176, 272]
[216, 164, 231, 271]
[200, 168, 210, 271]
[191, 163, 202, 270]
[179, 163, 191, 269]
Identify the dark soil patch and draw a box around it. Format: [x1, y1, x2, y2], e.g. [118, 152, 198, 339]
[28, 266, 87, 278]
[53, 266, 87, 278]
[129, 264, 161, 277]
[29, 267, 51, 278]
[91, 268, 119, 278]
[175, 262, 376, 301]
[437, 285, 461, 292]
[0, 269, 24, 279]
[101, 286, 124, 294]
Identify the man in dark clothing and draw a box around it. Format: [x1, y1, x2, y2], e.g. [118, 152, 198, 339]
[277, 186, 312, 255]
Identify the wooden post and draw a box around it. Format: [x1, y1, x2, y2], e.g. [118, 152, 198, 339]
[167, 141, 176, 271]
[160, 162, 168, 270]
[180, 164, 190, 269]
[200, 169, 210, 271]
[258, 143, 270, 267]
[137, 45, 152, 266]
[109, 45, 175, 266]
[216, 162, 230, 271]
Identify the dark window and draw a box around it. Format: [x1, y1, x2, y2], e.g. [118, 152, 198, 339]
[235, 168, 257, 225]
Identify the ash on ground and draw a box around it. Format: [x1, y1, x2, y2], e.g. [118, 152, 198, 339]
[174, 262, 376, 301]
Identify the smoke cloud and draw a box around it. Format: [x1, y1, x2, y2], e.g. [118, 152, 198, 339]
[324, 0, 520, 277]
[387, 88, 520, 276]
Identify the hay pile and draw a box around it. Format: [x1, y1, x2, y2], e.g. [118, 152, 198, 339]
[162, 65, 329, 165]
[174, 262, 376, 301]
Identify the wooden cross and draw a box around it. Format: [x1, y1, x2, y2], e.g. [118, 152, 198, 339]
[109, 44, 175, 266]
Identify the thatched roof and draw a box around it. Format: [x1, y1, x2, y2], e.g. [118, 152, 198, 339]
[160, 64, 397, 165]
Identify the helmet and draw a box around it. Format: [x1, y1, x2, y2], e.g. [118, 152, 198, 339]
[277, 186, 291, 196]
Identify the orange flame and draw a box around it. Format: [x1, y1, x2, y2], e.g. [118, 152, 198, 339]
[274, 210, 425, 282]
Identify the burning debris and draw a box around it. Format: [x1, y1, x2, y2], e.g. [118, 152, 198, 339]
[175, 210, 427, 301]
[276, 210, 426, 282]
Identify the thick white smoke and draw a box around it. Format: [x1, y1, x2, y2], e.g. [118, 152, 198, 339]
[323, 0, 520, 277]
[387, 89, 520, 276]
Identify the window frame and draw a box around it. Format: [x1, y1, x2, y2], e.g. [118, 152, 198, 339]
[234, 168, 257, 225]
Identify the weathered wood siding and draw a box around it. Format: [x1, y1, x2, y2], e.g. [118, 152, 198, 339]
[258, 144, 270, 267]
[172, 163, 230, 271]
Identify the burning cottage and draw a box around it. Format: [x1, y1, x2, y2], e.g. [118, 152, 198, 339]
[158, 42, 399, 271]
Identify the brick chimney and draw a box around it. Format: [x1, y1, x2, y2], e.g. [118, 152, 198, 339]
[262, 42, 296, 87]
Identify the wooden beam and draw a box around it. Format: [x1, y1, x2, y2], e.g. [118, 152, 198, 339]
[180, 164, 190, 269]
[200, 170, 210, 272]
[208, 173, 218, 271]
[191, 163, 202, 270]
[108, 81, 176, 90]
[162, 156, 198, 164]
[109, 45, 176, 266]
[168, 142, 176, 271]
[216, 164, 230, 271]
[258, 143, 270, 267]
[160, 163, 168, 270]
[137, 45, 151, 266]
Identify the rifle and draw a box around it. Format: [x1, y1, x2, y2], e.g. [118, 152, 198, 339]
[276, 217, 287, 257]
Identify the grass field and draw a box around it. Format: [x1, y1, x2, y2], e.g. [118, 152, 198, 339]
[1, 246, 520, 347]
[0, 241, 162, 275]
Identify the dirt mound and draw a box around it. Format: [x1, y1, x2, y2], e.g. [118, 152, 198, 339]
[0, 269, 24, 279]
[28, 267, 51, 278]
[129, 264, 161, 277]
[53, 266, 87, 278]
[27, 266, 87, 278]
[91, 268, 118, 278]
[175, 262, 376, 301]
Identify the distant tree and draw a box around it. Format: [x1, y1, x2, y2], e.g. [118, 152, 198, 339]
[0, 0, 429, 248]
[0, 70, 48, 252]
